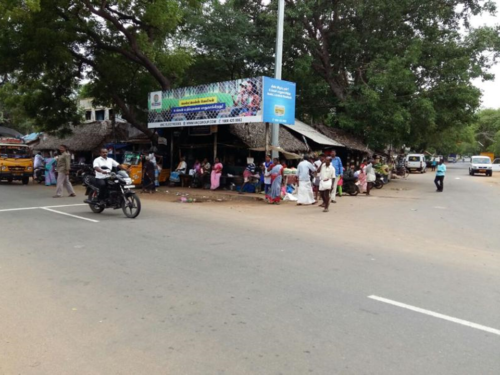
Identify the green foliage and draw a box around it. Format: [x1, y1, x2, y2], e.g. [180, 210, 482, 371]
[0, 0, 499, 149]
[283, 0, 500, 149]
[0, 0, 201, 138]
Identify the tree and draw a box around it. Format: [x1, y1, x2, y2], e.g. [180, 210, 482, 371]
[0, 83, 37, 134]
[0, 0, 200, 140]
[282, 0, 500, 149]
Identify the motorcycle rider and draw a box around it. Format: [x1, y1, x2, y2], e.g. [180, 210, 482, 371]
[91, 148, 124, 204]
[33, 152, 45, 180]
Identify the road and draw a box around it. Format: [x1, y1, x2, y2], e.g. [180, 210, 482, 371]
[0, 164, 499, 375]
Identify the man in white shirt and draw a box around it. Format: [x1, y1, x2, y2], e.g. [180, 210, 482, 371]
[92, 148, 120, 202]
[313, 154, 325, 201]
[295, 155, 316, 205]
[318, 157, 336, 212]
[34, 152, 44, 169]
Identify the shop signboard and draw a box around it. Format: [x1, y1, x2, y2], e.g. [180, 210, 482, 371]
[148, 77, 296, 128]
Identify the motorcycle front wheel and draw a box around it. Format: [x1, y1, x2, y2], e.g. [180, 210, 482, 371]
[122, 194, 141, 218]
[374, 180, 384, 189]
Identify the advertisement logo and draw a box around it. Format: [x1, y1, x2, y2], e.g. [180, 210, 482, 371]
[274, 105, 285, 117]
[150, 91, 162, 110]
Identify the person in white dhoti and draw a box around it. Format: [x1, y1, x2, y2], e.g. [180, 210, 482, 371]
[295, 156, 317, 205]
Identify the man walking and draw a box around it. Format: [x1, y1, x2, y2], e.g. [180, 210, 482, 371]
[434, 160, 446, 192]
[318, 157, 336, 212]
[53, 145, 76, 198]
[330, 150, 343, 203]
[295, 155, 316, 205]
[365, 159, 376, 196]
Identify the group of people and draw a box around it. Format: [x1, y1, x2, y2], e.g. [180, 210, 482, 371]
[33, 145, 77, 198]
[172, 157, 223, 191]
[293, 153, 378, 212]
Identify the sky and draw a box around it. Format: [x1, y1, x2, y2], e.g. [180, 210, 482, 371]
[471, 1, 500, 109]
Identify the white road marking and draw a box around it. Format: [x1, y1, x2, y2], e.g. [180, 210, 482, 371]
[0, 204, 86, 212]
[41, 207, 99, 223]
[368, 295, 500, 336]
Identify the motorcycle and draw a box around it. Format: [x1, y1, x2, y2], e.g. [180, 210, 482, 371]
[343, 177, 360, 196]
[373, 173, 385, 189]
[34, 167, 45, 184]
[70, 163, 93, 185]
[82, 168, 141, 219]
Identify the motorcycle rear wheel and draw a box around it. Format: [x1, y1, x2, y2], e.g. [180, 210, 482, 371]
[347, 185, 359, 196]
[88, 191, 104, 213]
[122, 194, 141, 218]
[374, 180, 384, 189]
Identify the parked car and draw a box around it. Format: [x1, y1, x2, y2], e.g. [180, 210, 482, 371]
[492, 158, 500, 172]
[406, 154, 426, 173]
[469, 155, 493, 176]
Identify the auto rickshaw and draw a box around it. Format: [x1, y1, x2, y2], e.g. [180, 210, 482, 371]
[122, 151, 169, 186]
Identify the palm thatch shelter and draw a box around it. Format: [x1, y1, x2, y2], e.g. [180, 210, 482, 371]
[34, 121, 126, 153]
[228, 122, 308, 154]
[312, 124, 373, 155]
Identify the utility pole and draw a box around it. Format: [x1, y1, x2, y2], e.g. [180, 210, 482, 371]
[271, 0, 285, 159]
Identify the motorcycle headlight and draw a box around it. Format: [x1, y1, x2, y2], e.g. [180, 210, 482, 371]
[27, 166, 33, 171]
[1, 166, 7, 171]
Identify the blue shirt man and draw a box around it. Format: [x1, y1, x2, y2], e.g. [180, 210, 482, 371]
[436, 163, 446, 176]
[330, 150, 343, 202]
[330, 153, 343, 177]
[434, 161, 446, 192]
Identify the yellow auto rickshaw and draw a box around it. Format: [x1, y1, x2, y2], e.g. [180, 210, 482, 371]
[122, 151, 169, 186]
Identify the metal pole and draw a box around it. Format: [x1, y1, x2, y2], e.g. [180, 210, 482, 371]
[265, 122, 270, 156]
[271, 0, 285, 159]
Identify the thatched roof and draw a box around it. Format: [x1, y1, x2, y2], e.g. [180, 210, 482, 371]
[34, 121, 125, 152]
[312, 124, 373, 154]
[229, 122, 308, 153]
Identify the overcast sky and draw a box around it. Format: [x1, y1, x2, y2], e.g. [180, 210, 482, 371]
[471, 1, 500, 109]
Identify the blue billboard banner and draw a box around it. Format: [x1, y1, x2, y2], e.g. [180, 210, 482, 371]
[262, 77, 296, 125]
[148, 77, 296, 128]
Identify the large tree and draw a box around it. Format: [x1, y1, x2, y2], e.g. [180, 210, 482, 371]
[0, 0, 200, 140]
[282, 0, 500, 148]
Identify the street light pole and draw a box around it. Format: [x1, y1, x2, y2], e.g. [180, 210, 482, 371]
[271, 0, 285, 159]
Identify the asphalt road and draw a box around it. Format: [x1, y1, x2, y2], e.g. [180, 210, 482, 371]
[0, 164, 499, 375]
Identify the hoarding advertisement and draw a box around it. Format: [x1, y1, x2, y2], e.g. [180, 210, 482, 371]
[148, 76, 296, 128]
[262, 77, 296, 125]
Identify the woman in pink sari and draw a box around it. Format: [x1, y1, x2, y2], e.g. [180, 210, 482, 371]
[357, 163, 367, 193]
[211, 158, 223, 190]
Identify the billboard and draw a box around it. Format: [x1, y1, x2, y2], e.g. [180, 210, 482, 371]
[148, 77, 295, 128]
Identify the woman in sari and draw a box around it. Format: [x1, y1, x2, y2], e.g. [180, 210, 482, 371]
[44, 153, 57, 186]
[357, 165, 367, 193]
[267, 158, 283, 204]
[210, 158, 223, 190]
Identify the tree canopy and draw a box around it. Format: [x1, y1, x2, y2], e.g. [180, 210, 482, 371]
[0, 0, 499, 150]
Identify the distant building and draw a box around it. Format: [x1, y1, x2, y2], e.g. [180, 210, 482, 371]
[79, 98, 122, 123]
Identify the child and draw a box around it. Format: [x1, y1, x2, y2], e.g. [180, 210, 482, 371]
[337, 175, 343, 197]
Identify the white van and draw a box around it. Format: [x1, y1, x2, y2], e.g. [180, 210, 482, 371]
[469, 155, 492, 176]
[406, 154, 426, 173]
